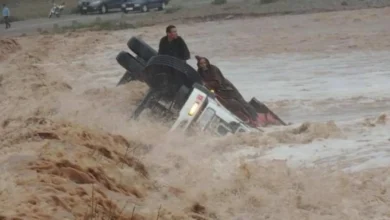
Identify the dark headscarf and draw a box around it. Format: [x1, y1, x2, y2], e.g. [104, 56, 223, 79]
[195, 55, 225, 90]
[195, 55, 245, 100]
[195, 56, 259, 122]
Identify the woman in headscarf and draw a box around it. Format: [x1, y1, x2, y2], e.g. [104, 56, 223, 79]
[195, 55, 258, 125]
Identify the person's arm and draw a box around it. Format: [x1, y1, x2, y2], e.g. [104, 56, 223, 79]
[213, 66, 225, 87]
[205, 66, 225, 90]
[157, 37, 164, 55]
[178, 37, 190, 60]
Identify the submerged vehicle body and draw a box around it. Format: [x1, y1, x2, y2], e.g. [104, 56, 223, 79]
[116, 37, 286, 136]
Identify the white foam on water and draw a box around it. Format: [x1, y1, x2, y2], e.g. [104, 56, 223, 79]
[51, 47, 390, 176]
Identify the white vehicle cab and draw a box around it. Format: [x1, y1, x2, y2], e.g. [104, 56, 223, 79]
[170, 83, 257, 136]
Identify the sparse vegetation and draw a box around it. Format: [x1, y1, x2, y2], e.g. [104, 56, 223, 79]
[84, 184, 135, 220]
[212, 0, 227, 5]
[0, 16, 21, 24]
[259, 0, 277, 4]
[165, 6, 182, 14]
[46, 19, 139, 34]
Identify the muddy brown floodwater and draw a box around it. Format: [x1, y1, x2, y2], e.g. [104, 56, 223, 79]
[0, 7, 390, 220]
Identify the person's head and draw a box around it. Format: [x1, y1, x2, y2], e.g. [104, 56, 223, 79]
[196, 55, 210, 71]
[166, 25, 178, 40]
[3, 4, 6, 7]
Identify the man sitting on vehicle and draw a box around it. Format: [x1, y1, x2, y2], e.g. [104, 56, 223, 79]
[158, 25, 190, 62]
[195, 55, 259, 125]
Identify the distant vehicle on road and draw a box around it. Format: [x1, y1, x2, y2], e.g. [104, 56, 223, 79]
[121, 0, 170, 13]
[78, 0, 124, 14]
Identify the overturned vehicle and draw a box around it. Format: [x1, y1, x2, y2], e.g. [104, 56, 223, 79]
[116, 37, 286, 136]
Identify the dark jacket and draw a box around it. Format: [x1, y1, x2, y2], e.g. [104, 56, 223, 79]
[195, 56, 243, 100]
[158, 36, 190, 61]
[196, 55, 259, 122]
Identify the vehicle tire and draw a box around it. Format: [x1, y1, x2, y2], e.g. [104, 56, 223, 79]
[143, 55, 202, 90]
[158, 2, 166, 11]
[127, 36, 157, 63]
[80, 10, 87, 15]
[116, 51, 146, 74]
[122, 9, 128, 13]
[135, 55, 147, 66]
[141, 4, 148, 13]
[100, 4, 108, 14]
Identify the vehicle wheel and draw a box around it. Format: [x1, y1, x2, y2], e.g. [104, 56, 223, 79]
[158, 2, 166, 11]
[135, 55, 147, 66]
[100, 4, 107, 14]
[122, 9, 128, 13]
[80, 10, 87, 15]
[127, 36, 157, 63]
[141, 5, 148, 13]
[144, 55, 202, 90]
[116, 51, 145, 76]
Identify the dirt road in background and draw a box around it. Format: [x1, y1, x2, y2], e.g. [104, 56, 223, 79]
[1, 0, 390, 37]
